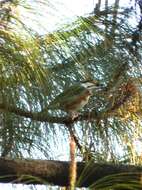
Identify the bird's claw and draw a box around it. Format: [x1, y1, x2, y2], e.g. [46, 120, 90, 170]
[69, 112, 79, 120]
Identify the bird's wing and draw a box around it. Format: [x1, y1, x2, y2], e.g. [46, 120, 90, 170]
[48, 85, 86, 109]
[60, 85, 86, 97]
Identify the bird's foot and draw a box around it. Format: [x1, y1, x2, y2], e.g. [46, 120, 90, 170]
[69, 112, 79, 120]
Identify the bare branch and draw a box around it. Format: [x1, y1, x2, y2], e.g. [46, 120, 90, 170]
[0, 158, 142, 187]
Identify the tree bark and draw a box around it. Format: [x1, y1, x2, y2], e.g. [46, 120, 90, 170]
[0, 158, 142, 187]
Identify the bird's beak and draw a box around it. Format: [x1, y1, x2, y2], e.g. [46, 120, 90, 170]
[93, 82, 105, 90]
[81, 80, 104, 90]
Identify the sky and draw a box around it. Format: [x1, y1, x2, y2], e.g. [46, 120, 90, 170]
[18, 0, 95, 33]
[1, 0, 140, 189]
[19, 0, 137, 34]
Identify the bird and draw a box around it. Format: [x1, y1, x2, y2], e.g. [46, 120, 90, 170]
[47, 80, 102, 119]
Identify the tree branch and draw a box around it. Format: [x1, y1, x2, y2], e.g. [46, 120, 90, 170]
[0, 88, 141, 124]
[0, 158, 142, 187]
[0, 79, 141, 124]
[0, 102, 99, 124]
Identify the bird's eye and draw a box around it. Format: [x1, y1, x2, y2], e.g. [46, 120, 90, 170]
[95, 83, 100, 86]
[97, 83, 104, 87]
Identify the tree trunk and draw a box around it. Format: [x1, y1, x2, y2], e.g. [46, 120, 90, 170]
[0, 158, 142, 187]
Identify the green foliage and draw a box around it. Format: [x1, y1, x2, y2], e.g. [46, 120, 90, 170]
[0, 0, 142, 181]
[91, 172, 142, 190]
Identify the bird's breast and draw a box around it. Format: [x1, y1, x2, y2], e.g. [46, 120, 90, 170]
[64, 91, 91, 111]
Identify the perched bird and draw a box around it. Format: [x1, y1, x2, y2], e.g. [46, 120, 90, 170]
[48, 80, 101, 119]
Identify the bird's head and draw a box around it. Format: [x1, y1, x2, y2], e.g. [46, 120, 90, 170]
[81, 80, 102, 90]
